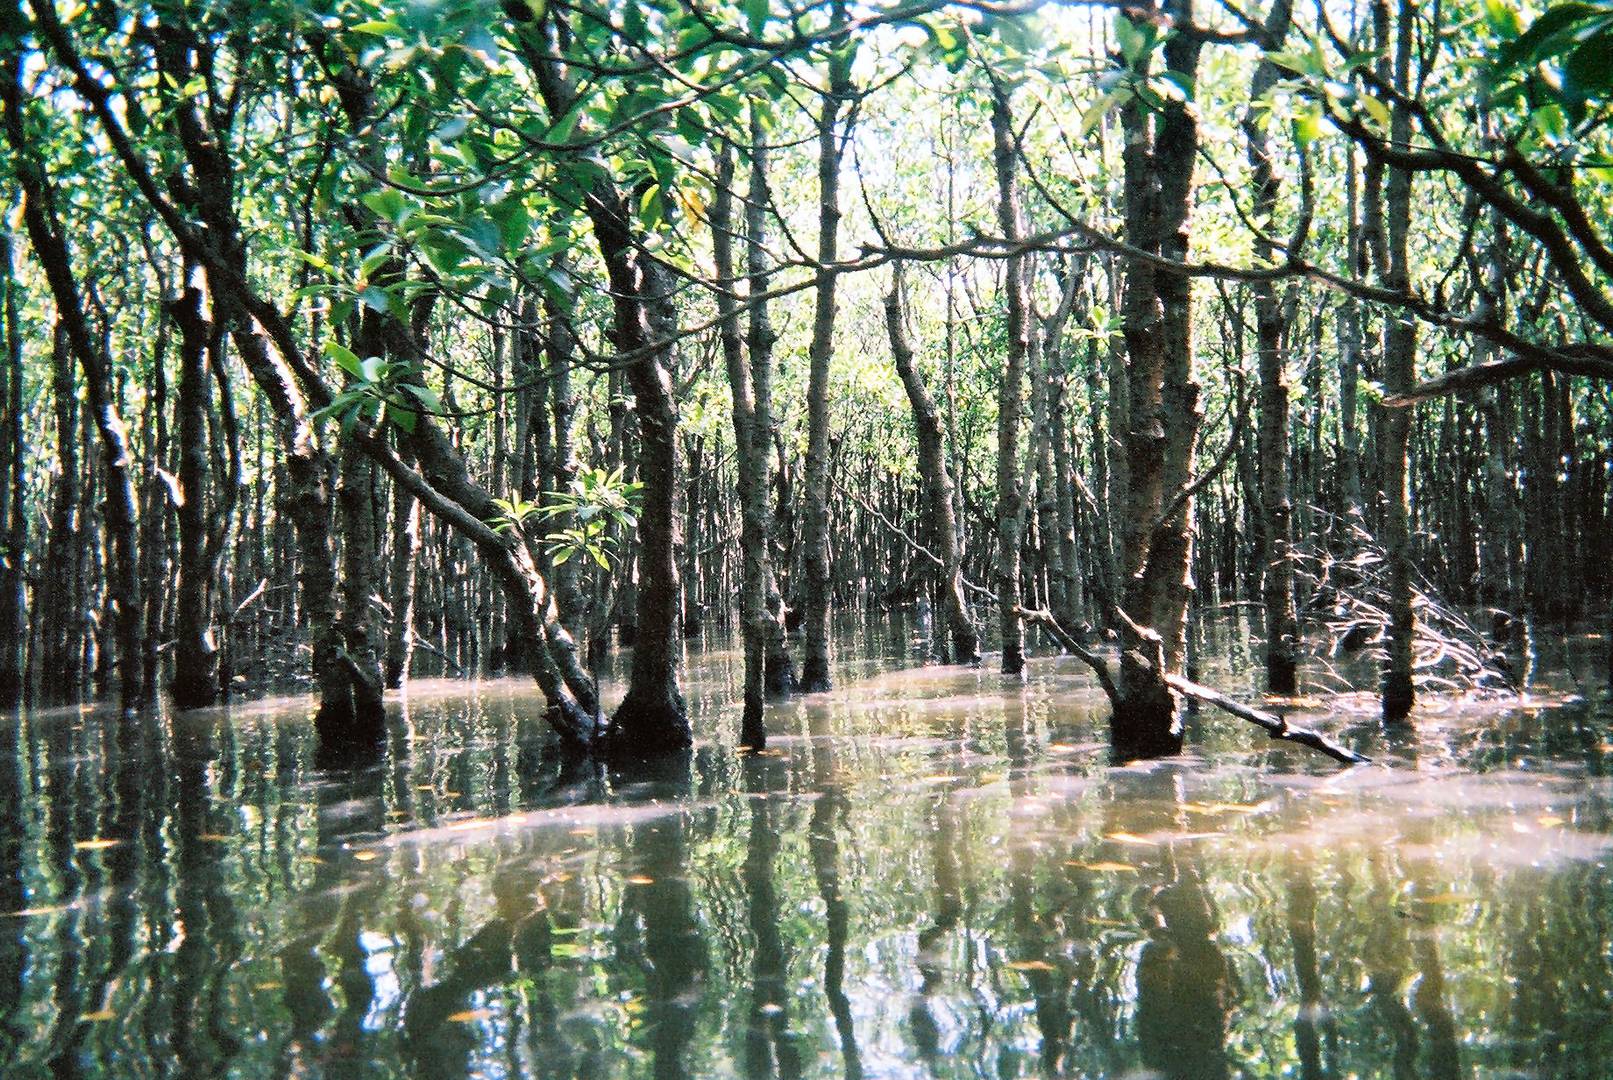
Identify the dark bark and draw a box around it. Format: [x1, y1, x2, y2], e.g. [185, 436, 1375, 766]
[714, 139, 772, 744]
[169, 282, 218, 708]
[1109, 0, 1205, 756]
[3, 57, 148, 710]
[1379, 0, 1417, 723]
[0, 232, 24, 708]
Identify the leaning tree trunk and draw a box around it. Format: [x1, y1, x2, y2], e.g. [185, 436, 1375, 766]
[798, 0, 852, 693]
[989, 78, 1030, 675]
[1111, 0, 1205, 758]
[1243, 0, 1301, 694]
[886, 266, 979, 664]
[1378, 0, 1417, 723]
[3, 66, 148, 710]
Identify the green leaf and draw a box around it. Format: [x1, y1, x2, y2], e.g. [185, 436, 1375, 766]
[386, 404, 417, 433]
[403, 382, 442, 413]
[1293, 102, 1325, 146]
[359, 286, 391, 315]
[1080, 87, 1130, 137]
[1360, 94, 1392, 131]
[325, 341, 364, 378]
[1115, 16, 1146, 66]
[744, 0, 768, 35]
[361, 188, 407, 225]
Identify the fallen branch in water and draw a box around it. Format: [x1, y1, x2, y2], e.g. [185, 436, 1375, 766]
[1016, 605, 1119, 704]
[1162, 673, 1371, 765]
[847, 493, 1368, 766]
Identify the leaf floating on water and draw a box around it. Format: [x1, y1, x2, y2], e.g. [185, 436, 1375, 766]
[1005, 960, 1057, 972]
[625, 875, 655, 885]
[352, 850, 380, 862]
[1182, 801, 1269, 816]
[1067, 860, 1138, 873]
[1538, 815, 1566, 827]
[73, 838, 120, 851]
[446, 1009, 492, 1023]
[80, 1010, 116, 1022]
[1105, 832, 1157, 846]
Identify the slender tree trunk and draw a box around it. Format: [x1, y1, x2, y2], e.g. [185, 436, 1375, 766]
[138, 299, 170, 697]
[0, 232, 26, 709]
[715, 140, 774, 744]
[544, 292, 587, 638]
[170, 281, 218, 708]
[989, 78, 1030, 675]
[384, 466, 419, 689]
[745, 107, 797, 696]
[1243, 0, 1300, 693]
[886, 266, 979, 664]
[602, 253, 689, 754]
[798, 0, 852, 692]
[1379, 0, 1417, 723]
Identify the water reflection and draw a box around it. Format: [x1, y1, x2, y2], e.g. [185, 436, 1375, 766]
[1, 622, 1611, 1078]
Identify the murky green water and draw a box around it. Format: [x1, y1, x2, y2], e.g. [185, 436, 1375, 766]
[2, 621, 1611, 1079]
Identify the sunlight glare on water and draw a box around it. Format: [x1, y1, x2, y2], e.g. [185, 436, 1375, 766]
[0, 618, 1610, 1078]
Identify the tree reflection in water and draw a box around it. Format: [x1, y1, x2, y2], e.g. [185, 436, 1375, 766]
[0, 624, 1610, 1078]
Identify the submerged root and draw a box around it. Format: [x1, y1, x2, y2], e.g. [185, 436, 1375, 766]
[1296, 507, 1515, 693]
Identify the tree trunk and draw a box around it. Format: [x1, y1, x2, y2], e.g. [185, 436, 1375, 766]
[3, 66, 147, 710]
[1243, 0, 1300, 694]
[798, 0, 852, 692]
[886, 266, 980, 665]
[1378, 0, 1417, 723]
[745, 107, 797, 697]
[1111, 0, 1205, 757]
[0, 232, 26, 709]
[715, 140, 774, 744]
[602, 254, 689, 755]
[170, 281, 218, 708]
[384, 466, 419, 689]
[989, 78, 1029, 675]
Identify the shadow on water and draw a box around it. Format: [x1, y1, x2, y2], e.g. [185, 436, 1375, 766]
[1, 616, 1613, 1077]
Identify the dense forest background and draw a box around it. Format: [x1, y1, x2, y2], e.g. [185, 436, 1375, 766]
[1, 0, 1611, 762]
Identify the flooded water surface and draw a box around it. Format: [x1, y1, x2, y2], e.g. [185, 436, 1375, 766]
[2, 624, 1611, 1078]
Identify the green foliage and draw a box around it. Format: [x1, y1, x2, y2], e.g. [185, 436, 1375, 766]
[492, 467, 642, 570]
[1487, 0, 1613, 124]
[315, 342, 441, 436]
